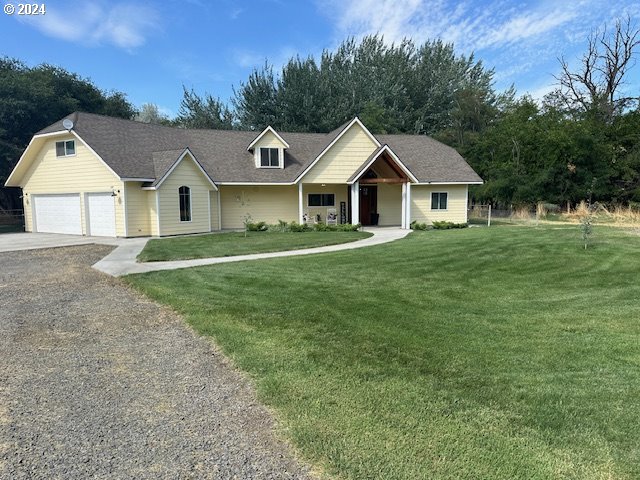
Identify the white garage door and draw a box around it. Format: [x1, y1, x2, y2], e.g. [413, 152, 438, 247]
[33, 194, 82, 235]
[87, 193, 116, 237]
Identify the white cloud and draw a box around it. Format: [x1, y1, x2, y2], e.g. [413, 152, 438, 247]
[232, 49, 266, 68]
[17, 1, 160, 49]
[316, 0, 640, 94]
[318, 0, 584, 52]
[524, 82, 557, 101]
[230, 7, 245, 20]
[476, 9, 579, 50]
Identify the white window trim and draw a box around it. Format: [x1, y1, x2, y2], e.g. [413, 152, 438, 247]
[307, 193, 336, 207]
[256, 147, 283, 169]
[431, 191, 449, 211]
[179, 185, 192, 223]
[55, 139, 76, 158]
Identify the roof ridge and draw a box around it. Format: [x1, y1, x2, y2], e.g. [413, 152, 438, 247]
[74, 111, 337, 136]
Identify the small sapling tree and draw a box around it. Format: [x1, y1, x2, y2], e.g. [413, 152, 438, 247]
[580, 215, 593, 249]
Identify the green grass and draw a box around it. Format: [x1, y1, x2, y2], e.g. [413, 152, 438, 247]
[126, 226, 640, 479]
[137, 230, 372, 262]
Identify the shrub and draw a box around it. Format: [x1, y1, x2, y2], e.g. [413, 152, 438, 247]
[410, 221, 429, 230]
[289, 221, 310, 232]
[336, 223, 361, 231]
[242, 219, 360, 233]
[272, 219, 289, 232]
[432, 221, 468, 230]
[245, 221, 268, 232]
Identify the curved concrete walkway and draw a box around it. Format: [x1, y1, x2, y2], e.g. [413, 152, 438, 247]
[93, 227, 411, 277]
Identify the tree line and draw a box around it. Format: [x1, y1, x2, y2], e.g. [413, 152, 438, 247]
[1, 17, 638, 211]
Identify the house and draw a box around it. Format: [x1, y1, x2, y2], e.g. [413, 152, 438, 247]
[5, 112, 482, 237]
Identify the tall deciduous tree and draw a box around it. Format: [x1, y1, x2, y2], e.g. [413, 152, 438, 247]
[175, 87, 234, 129]
[556, 15, 640, 121]
[135, 103, 170, 125]
[232, 35, 506, 134]
[0, 58, 135, 210]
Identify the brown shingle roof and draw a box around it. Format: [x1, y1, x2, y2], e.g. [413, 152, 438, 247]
[152, 149, 187, 180]
[379, 134, 482, 183]
[37, 112, 482, 184]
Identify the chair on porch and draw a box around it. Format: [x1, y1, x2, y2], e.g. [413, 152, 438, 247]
[326, 208, 338, 225]
[303, 212, 319, 225]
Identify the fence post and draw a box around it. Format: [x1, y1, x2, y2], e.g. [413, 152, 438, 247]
[488, 204, 492, 227]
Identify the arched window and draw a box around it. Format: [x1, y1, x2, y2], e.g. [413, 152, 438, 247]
[179, 186, 191, 222]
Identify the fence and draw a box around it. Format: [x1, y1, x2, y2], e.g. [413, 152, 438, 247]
[468, 205, 538, 226]
[0, 209, 25, 233]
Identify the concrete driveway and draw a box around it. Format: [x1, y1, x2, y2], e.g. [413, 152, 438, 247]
[0, 232, 128, 252]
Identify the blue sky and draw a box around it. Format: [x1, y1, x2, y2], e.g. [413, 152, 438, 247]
[1, 0, 639, 117]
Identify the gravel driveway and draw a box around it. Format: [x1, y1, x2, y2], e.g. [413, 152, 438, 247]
[0, 245, 312, 479]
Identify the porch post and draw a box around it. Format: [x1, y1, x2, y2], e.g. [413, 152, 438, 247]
[298, 182, 304, 224]
[401, 182, 407, 229]
[217, 189, 222, 230]
[405, 182, 412, 229]
[351, 182, 360, 225]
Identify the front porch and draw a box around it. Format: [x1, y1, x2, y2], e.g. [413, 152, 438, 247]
[297, 146, 416, 228]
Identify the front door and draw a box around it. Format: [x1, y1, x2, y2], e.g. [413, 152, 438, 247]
[359, 186, 378, 225]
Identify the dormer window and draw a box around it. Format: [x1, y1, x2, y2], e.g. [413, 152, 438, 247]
[260, 147, 280, 168]
[248, 126, 288, 170]
[56, 140, 75, 157]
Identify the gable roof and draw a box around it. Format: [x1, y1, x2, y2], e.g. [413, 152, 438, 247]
[347, 144, 419, 184]
[378, 134, 482, 183]
[247, 125, 290, 150]
[19, 112, 482, 186]
[294, 117, 381, 183]
[150, 148, 217, 190]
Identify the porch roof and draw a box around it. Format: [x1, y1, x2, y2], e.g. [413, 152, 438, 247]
[347, 144, 418, 184]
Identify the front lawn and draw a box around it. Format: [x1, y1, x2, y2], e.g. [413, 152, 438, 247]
[126, 226, 640, 479]
[137, 230, 372, 262]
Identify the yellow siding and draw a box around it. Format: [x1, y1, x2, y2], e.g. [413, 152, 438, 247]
[124, 182, 153, 237]
[302, 123, 378, 183]
[21, 136, 125, 236]
[377, 184, 402, 226]
[220, 185, 298, 229]
[411, 185, 468, 224]
[157, 155, 212, 235]
[210, 191, 220, 230]
[302, 184, 349, 223]
[253, 130, 287, 149]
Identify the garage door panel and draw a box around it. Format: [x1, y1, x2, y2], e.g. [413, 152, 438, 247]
[33, 194, 82, 235]
[87, 193, 116, 237]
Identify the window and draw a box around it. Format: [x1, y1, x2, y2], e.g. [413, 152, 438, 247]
[308, 193, 335, 207]
[55, 140, 75, 157]
[431, 192, 448, 210]
[179, 186, 191, 222]
[260, 147, 280, 167]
